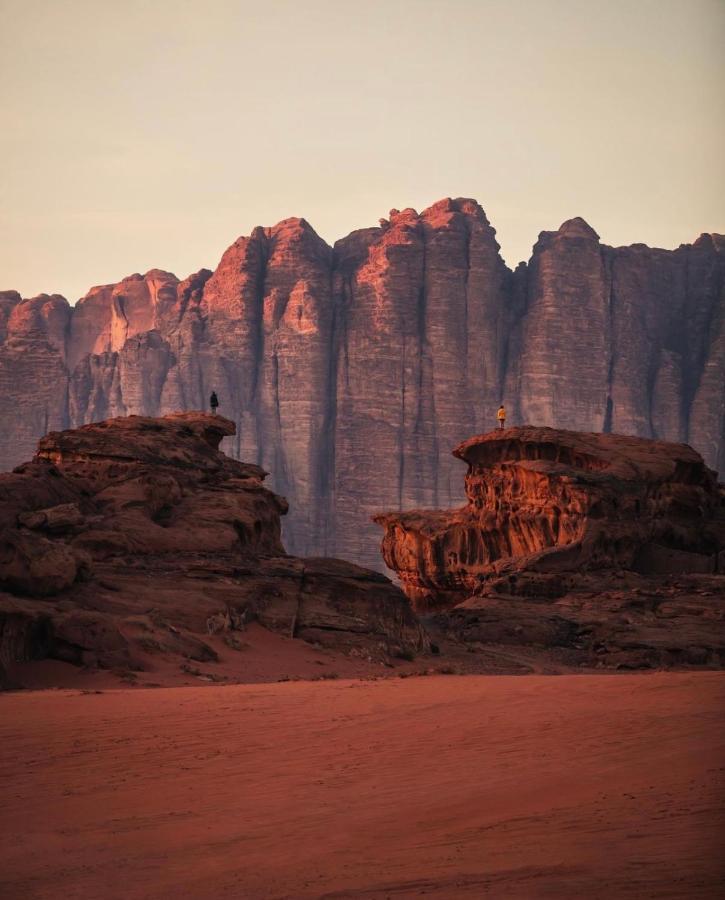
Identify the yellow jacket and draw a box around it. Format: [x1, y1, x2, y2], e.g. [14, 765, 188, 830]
[497, 407, 506, 420]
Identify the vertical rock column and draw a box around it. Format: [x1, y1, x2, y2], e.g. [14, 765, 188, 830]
[608, 245, 688, 442]
[330, 200, 514, 569]
[508, 218, 612, 432]
[200, 227, 270, 463]
[685, 235, 725, 475]
[201, 219, 335, 556]
[421, 198, 513, 505]
[0, 294, 71, 470]
[332, 209, 429, 568]
[255, 219, 334, 556]
[67, 271, 181, 423]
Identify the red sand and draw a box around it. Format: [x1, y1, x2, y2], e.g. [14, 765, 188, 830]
[1, 673, 724, 899]
[6, 623, 406, 692]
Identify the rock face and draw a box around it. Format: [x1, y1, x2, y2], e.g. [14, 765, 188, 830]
[376, 426, 725, 609]
[1, 200, 723, 571]
[0, 413, 428, 686]
[375, 427, 725, 669]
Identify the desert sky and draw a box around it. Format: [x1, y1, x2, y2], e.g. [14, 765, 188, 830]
[1, 0, 724, 301]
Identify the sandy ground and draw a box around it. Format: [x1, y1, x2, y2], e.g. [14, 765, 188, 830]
[5, 624, 413, 692]
[4, 622, 578, 695]
[1, 673, 723, 900]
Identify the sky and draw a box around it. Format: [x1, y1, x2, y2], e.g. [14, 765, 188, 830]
[1, 0, 724, 302]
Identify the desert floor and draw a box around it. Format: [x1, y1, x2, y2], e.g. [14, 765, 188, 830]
[1, 672, 724, 899]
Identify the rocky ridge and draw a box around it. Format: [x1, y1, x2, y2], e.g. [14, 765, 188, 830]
[1, 200, 724, 572]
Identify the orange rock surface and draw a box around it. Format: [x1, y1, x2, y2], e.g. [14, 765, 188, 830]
[376, 427, 724, 609]
[376, 427, 725, 669]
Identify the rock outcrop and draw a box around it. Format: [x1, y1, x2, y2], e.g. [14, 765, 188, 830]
[376, 427, 725, 609]
[0, 413, 428, 687]
[426, 569, 725, 671]
[375, 427, 725, 669]
[1, 201, 723, 572]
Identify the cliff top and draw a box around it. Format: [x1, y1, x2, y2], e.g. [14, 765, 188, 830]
[453, 426, 712, 484]
[33, 412, 264, 479]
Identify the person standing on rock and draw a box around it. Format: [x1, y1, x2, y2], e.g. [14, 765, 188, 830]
[497, 404, 506, 430]
[210, 391, 219, 415]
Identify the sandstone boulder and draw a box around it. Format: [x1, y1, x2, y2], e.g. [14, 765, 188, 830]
[375, 427, 724, 669]
[0, 529, 89, 596]
[18, 503, 84, 532]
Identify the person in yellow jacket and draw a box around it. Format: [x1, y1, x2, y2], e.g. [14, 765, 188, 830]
[497, 404, 506, 430]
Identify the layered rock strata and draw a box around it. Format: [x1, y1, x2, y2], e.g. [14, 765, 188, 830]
[375, 426, 725, 669]
[2, 201, 723, 570]
[375, 426, 725, 611]
[0, 413, 428, 686]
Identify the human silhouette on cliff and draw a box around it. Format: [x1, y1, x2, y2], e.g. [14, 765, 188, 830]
[497, 404, 506, 430]
[210, 391, 219, 415]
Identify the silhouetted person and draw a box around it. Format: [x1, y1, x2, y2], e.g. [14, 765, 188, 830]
[210, 391, 219, 415]
[497, 404, 506, 430]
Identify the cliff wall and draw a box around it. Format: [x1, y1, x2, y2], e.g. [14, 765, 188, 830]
[1, 199, 723, 568]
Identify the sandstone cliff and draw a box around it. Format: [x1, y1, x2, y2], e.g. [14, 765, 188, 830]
[0, 413, 428, 687]
[1, 200, 723, 570]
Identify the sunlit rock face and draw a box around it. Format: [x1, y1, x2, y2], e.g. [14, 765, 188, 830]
[1, 200, 723, 569]
[374, 426, 725, 612]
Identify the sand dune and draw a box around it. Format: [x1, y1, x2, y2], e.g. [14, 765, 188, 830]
[1, 673, 724, 899]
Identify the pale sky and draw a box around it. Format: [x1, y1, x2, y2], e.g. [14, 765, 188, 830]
[1, 0, 723, 302]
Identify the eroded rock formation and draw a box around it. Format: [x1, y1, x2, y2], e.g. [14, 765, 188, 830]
[376, 427, 725, 669]
[0, 413, 428, 687]
[1, 200, 723, 570]
[376, 426, 724, 608]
